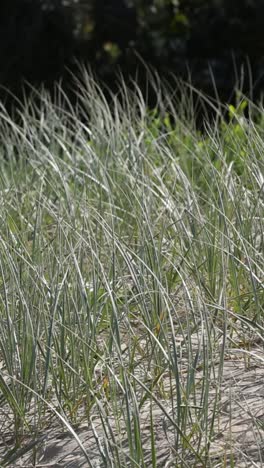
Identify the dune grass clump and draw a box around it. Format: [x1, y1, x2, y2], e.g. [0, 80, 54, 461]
[0, 74, 263, 467]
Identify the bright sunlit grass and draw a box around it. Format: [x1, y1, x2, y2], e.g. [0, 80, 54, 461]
[0, 72, 263, 466]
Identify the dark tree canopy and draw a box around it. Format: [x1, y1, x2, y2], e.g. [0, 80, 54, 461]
[0, 0, 74, 96]
[1, 0, 264, 108]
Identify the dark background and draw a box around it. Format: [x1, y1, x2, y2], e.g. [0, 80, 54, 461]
[1, 0, 264, 112]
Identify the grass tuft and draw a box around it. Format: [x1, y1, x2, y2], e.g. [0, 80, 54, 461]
[0, 73, 263, 466]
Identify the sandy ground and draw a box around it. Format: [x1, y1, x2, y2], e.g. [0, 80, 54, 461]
[1, 330, 264, 467]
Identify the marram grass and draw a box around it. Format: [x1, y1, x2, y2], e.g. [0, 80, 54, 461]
[0, 74, 263, 467]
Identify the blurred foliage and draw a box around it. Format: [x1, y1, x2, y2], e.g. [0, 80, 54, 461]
[73, 0, 264, 61]
[69, 0, 264, 110]
[1, 0, 264, 110]
[71, 0, 264, 104]
[2, 1, 74, 76]
[0, 0, 74, 106]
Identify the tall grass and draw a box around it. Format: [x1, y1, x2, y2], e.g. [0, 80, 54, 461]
[0, 73, 263, 466]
